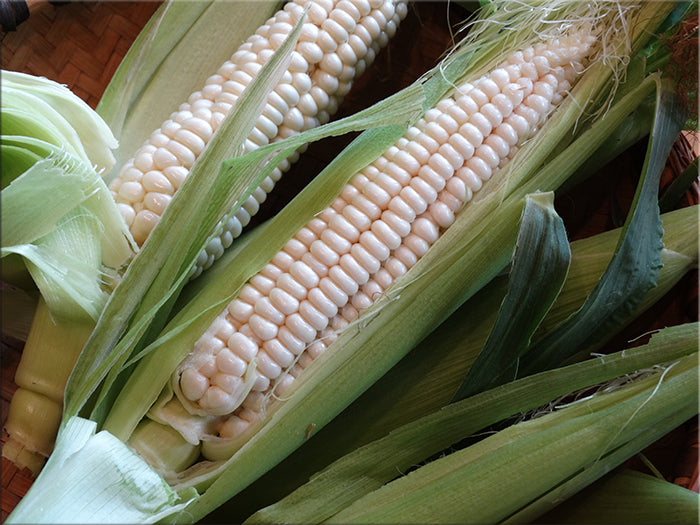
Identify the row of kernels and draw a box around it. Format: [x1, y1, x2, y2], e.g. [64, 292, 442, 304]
[191, 1, 407, 275]
[111, 0, 406, 247]
[268, 43, 590, 379]
[179, 25, 592, 421]
[322, 34, 594, 385]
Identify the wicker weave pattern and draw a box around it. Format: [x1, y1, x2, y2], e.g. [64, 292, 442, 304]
[1, 1, 160, 108]
[1, 339, 24, 521]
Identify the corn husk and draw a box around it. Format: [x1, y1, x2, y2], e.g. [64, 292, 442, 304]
[538, 469, 699, 524]
[246, 323, 698, 524]
[221, 202, 697, 523]
[97, 0, 283, 177]
[322, 345, 697, 524]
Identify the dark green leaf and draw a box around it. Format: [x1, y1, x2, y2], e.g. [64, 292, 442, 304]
[452, 192, 570, 401]
[519, 80, 686, 375]
[659, 157, 699, 213]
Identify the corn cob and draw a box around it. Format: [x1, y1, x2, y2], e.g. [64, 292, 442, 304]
[169, 31, 598, 445]
[107, 0, 408, 278]
[1, 0, 408, 478]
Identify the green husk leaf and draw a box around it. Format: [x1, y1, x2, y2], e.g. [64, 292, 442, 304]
[0, 149, 133, 320]
[324, 348, 697, 524]
[520, 78, 686, 375]
[0, 104, 86, 164]
[502, 418, 697, 523]
[0, 72, 132, 318]
[452, 192, 570, 400]
[1, 135, 98, 217]
[4, 207, 106, 321]
[3, 70, 118, 172]
[1, 153, 135, 270]
[2, 135, 67, 161]
[1, 157, 93, 247]
[246, 324, 698, 525]
[537, 469, 700, 524]
[0, 153, 132, 314]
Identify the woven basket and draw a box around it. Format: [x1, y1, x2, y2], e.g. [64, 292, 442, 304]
[1, 1, 161, 107]
[1, 1, 698, 521]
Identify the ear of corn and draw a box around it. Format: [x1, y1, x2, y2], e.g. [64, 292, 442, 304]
[95, 89, 427, 443]
[105, 0, 408, 270]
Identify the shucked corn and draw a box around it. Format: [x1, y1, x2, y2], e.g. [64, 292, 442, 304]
[1, 0, 407, 479]
[170, 32, 598, 443]
[108, 0, 408, 277]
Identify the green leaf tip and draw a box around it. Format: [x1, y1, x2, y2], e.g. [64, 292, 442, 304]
[453, 192, 571, 400]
